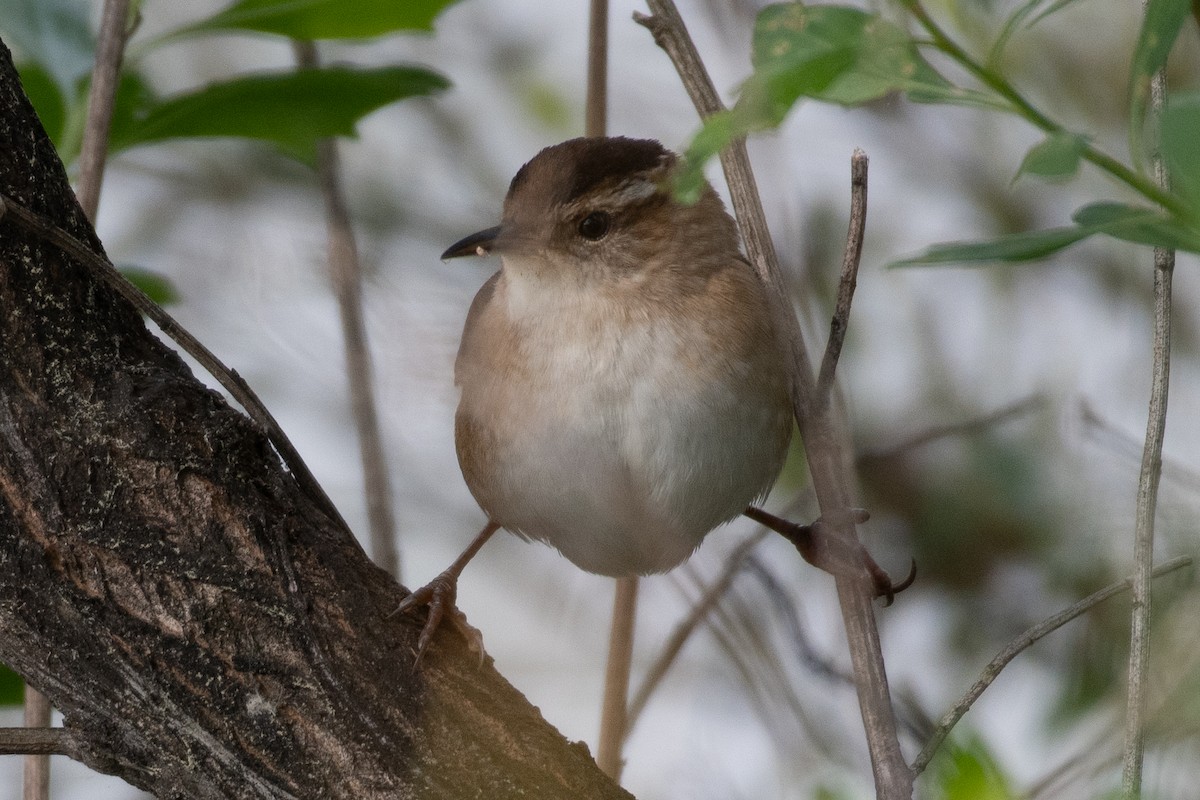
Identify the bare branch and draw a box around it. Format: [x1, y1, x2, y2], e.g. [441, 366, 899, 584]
[293, 41, 399, 577]
[816, 149, 868, 403]
[0, 728, 72, 757]
[635, 4, 911, 796]
[21, 691, 51, 799]
[912, 555, 1193, 775]
[75, 0, 132, 222]
[598, 575, 637, 780]
[1122, 39, 1175, 798]
[586, 0, 609, 139]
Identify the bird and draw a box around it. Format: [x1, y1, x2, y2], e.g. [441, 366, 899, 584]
[395, 136, 908, 661]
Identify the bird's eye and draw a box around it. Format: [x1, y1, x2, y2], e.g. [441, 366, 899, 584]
[577, 212, 611, 241]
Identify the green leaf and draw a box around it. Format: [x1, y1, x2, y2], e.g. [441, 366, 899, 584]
[930, 734, 1016, 800]
[1128, 0, 1190, 165]
[749, 4, 954, 110]
[892, 226, 1091, 266]
[678, 3, 965, 194]
[1015, 131, 1088, 181]
[120, 267, 180, 306]
[108, 65, 450, 163]
[674, 111, 747, 204]
[181, 0, 461, 40]
[0, 665, 24, 706]
[1072, 201, 1200, 252]
[15, 61, 67, 146]
[1160, 92, 1200, 218]
[0, 0, 94, 94]
[894, 201, 1200, 267]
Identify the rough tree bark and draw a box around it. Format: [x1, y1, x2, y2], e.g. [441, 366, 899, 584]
[0, 39, 630, 800]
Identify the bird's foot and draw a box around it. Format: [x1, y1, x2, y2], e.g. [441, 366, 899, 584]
[391, 570, 484, 667]
[745, 506, 916, 604]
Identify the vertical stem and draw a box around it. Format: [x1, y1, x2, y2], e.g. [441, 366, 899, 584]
[22, 690, 50, 800]
[75, 0, 131, 222]
[1121, 62, 1174, 798]
[598, 575, 637, 780]
[586, 0, 608, 139]
[584, 0, 638, 782]
[293, 42, 400, 578]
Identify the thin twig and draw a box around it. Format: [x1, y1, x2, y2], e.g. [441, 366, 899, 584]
[858, 394, 1046, 463]
[636, 5, 911, 797]
[598, 575, 636, 780]
[1122, 55, 1175, 796]
[21, 693, 51, 800]
[0, 194, 351, 536]
[911, 555, 1192, 775]
[816, 149, 868, 403]
[624, 530, 766, 735]
[586, 0, 608, 140]
[75, 0, 131, 221]
[0, 728, 71, 757]
[293, 41, 399, 577]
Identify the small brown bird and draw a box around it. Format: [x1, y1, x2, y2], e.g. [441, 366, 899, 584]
[397, 136, 905, 658]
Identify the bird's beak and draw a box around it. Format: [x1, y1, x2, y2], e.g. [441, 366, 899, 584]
[441, 225, 502, 260]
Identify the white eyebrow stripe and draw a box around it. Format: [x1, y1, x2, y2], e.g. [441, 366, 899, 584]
[609, 177, 660, 206]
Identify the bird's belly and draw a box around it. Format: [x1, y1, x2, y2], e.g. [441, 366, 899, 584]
[456, 322, 790, 576]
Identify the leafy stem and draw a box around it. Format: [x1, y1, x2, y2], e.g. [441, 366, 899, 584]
[903, 0, 1188, 218]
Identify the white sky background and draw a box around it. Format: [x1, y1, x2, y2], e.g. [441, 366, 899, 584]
[5, 0, 1200, 797]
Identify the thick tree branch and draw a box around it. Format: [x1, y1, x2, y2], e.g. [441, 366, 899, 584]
[0, 38, 630, 799]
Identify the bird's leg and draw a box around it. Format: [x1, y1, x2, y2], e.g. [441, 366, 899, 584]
[391, 520, 501, 665]
[744, 506, 916, 605]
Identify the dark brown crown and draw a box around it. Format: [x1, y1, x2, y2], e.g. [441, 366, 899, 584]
[506, 137, 673, 207]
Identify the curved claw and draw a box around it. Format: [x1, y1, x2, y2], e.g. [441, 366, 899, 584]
[872, 557, 918, 607]
[745, 505, 916, 606]
[391, 572, 482, 668]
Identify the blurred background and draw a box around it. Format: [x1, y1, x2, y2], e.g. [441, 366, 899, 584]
[2, 0, 1200, 797]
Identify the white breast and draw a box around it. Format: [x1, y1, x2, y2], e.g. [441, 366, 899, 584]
[456, 265, 789, 576]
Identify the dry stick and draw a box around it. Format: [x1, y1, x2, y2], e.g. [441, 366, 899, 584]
[21, 2, 132, 792]
[0, 194, 351, 538]
[585, 0, 608, 142]
[598, 577, 636, 780]
[635, 4, 912, 798]
[293, 41, 399, 578]
[1122, 59, 1175, 798]
[816, 149, 867, 403]
[583, 0, 637, 781]
[911, 555, 1192, 775]
[21, 695, 50, 800]
[75, 0, 130, 221]
[0, 730, 70, 757]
